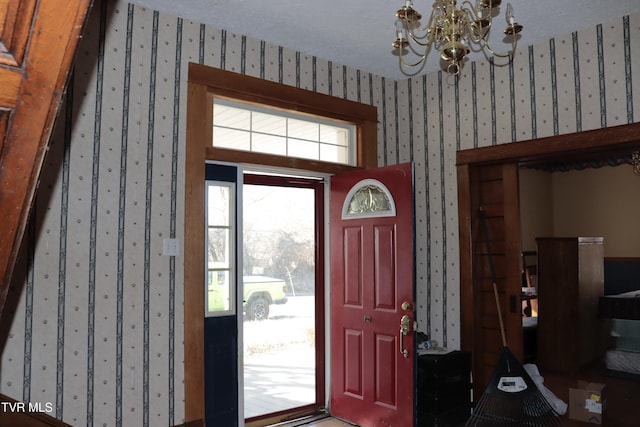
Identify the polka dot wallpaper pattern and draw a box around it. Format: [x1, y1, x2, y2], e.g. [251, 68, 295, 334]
[0, 0, 638, 425]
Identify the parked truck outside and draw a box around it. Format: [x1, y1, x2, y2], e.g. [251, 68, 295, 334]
[207, 272, 288, 320]
[242, 275, 288, 320]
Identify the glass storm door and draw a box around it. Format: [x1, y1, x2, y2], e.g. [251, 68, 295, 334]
[243, 173, 325, 425]
[330, 163, 415, 427]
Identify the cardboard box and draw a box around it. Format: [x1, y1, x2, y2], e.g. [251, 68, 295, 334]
[569, 381, 606, 424]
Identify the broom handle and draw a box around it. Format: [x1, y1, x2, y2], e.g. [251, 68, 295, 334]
[480, 207, 507, 348]
[493, 282, 507, 348]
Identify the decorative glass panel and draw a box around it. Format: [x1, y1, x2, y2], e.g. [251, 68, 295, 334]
[348, 185, 391, 214]
[342, 179, 396, 219]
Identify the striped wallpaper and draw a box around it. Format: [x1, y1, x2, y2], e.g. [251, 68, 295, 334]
[0, 0, 638, 425]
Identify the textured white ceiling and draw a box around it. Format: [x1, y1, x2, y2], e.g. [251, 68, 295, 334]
[128, 0, 640, 80]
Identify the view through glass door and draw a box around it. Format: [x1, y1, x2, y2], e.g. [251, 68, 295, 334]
[242, 173, 325, 424]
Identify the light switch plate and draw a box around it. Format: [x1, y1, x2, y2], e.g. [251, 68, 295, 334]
[163, 238, 180, 256]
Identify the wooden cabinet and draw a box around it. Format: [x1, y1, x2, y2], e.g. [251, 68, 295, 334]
[536, 237, 609, 374]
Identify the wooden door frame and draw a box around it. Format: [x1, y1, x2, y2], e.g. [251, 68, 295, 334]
[457, 121, 640, 397]
[184, 63, 378, 425]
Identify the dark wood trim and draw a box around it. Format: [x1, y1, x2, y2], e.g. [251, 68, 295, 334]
[358, 119, 378, 169]
[171, 420, 204, 427]
[456, 122, 640, 166]
[184, 81, 208, 422]
[208, 147, 359, 175]
[188, 63, 377, 123]
[457, 120, 640, 397]
[604, 257, 640, 262]
[457, 164, 473, 355]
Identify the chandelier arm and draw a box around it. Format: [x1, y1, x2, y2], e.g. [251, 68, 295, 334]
[406, 31, 436, 48]
[405, 6, 440, 47]
[417, 4, 442, 33]
[407, 39, 436, 57]
[460, 1, 492, 42]
[462, 15, 485, 44]
[460, 1, 481, 19]
[477, 36, 519, 59]
[399, 42, 435, 68]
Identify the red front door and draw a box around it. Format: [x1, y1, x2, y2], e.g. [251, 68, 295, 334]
[330, 163, 415, 427]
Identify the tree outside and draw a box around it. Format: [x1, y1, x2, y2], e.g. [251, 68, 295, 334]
[243, 184, 315, 296]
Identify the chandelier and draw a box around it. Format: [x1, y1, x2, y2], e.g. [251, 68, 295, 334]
[393, 0, 523, 76]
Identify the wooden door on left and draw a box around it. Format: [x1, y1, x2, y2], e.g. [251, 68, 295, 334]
[0, 0, 94, 319]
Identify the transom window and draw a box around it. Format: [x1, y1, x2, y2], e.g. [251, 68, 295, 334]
[213, 98, 356, 166]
